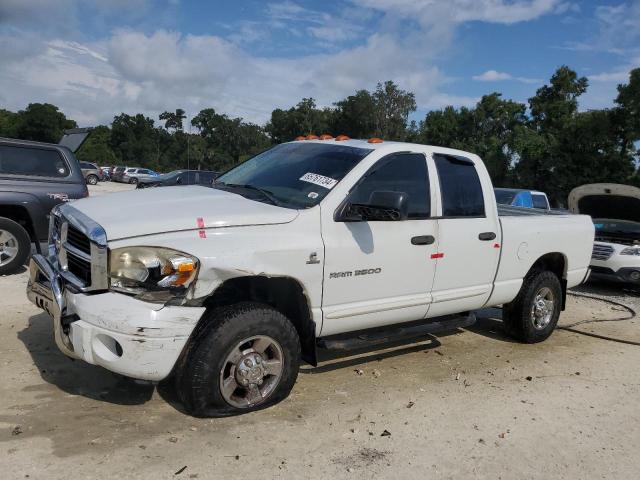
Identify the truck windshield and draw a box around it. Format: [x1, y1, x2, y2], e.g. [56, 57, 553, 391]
[215, 143, 372, 209]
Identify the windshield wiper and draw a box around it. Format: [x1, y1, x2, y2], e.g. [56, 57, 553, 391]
[216, 183, 280, 206]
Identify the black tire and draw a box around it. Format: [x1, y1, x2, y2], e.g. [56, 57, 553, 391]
[176, 302, 301, 417]
[129, 178, 138, 185]
[86, 174, 98, 185]
[502, 271, 562, 343]
[0, 217, 31, 275]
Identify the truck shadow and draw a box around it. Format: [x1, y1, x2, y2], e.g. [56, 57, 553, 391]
[465, 307, 520, 343]
[18, 313, 155, 405]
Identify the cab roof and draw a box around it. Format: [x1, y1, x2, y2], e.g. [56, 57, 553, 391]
[288, 138, 479, 160]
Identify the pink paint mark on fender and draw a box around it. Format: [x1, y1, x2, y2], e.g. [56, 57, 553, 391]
[197, 217, 206, 238]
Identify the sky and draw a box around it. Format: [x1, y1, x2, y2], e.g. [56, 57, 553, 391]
[0, 0, 638, 127]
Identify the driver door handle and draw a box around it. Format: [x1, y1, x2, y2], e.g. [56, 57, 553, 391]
[478, 232, 496, 241]
[411, 235, 435, 245]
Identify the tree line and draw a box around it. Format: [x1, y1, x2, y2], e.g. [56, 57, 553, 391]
[0, 66, 638, 206]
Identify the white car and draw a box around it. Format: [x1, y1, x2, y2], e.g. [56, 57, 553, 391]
[27, 138, 594, 416]
[569, 183, 640, 284]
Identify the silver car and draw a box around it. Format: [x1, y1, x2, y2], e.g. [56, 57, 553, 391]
[122, 168, 159, 185]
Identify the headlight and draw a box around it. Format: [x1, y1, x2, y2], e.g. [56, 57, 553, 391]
[620, 246, 640, 256]
[109, 247, 199, 303]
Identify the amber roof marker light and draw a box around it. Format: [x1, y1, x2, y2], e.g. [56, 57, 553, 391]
[294, 136, 306, 141]
[335, 135, 350, 141]
[306, 134, 319, 140]
[319, 134, 334, 140]
[368, 137, 383, 144]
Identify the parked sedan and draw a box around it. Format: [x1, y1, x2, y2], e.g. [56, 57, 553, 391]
[136, 169, 218, 189]
[79, 161, 102, 185]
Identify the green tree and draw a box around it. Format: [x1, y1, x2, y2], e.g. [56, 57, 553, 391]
[266, 98, 332, 143]
[159, 108, 187, 132]
[76, 125, 116, 166]
[372, 81, 416, 140]
[613, 68, 640, 160]
[414, 94, 525, 184]
[109, 113, 158, 168]
[0, 108, 18, 138]
[192, 108, 270, 170]
[331, 90, 377, 138]
[14, 103, 77, 143]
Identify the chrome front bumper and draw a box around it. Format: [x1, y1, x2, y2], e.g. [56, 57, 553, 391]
[27, 253, 207, 381]
[26, 253, 78, 358]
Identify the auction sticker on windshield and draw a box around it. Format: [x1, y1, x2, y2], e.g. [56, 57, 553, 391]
[300, 172, 338, 189]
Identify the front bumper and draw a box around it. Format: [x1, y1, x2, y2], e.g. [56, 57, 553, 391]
[26, 254, 206, 381]
[589, 265, 640, 284]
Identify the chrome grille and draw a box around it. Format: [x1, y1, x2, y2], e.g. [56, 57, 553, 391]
[592, 243, 614, 261]
[49, 205, 108, 291]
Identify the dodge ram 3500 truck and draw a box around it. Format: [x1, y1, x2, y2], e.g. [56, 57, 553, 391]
[27, 138, 594, 416]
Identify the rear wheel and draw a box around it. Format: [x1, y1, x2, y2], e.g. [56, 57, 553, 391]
[86, 174, 98, 185]
[176, 302, 300, 417]
[502, 271, 562, 343]
[0, 217, 31, 275]
[129, 177, 139, 185]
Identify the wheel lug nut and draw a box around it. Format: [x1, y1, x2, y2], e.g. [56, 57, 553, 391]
[244, 359, 252, 367]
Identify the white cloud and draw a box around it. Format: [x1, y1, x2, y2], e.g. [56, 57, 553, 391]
[0, 0, 574, 125]
[472, 69, 541, 84]
[353, 0, 564, 25]
[473, 70, 512, 81]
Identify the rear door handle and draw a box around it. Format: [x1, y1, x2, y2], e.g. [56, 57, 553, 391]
[478, 232, 496, 241]
[411, 235, 435, 245]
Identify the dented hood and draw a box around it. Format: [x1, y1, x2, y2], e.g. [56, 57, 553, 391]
[71, 185, 299, 240]
[568, 183, 640, 223]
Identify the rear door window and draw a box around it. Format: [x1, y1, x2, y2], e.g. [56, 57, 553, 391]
[0, 145, 69, 177]
[434, 154, 485, 217]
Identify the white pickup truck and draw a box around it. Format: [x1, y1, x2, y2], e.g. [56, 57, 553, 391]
[27, 138, 594, 416]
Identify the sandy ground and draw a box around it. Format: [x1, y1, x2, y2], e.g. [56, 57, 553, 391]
[1, 182, 639, 479]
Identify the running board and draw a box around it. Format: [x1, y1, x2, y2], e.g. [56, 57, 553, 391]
[317, 313, 476, 351]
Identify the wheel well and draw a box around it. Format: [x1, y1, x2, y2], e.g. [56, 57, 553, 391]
[201, 276, 317, 365]
[0, 206, 36, 242]
[527, 252, 568, 310]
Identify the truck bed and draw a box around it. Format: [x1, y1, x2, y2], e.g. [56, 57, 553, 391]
[498, 205, 568, 217]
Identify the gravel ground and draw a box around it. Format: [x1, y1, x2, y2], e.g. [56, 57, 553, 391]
[1, 183, 639, 479]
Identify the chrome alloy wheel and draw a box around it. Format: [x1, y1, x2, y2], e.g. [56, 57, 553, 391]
[530, 286, 555, 330]
[219, 335, 284, 408]
[0, 229, 19, 267]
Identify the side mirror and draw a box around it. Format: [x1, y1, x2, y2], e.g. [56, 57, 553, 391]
[336, 190, 409, 222]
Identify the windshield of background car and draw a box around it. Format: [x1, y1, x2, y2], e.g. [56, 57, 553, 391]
[215, 143, 373, 209]
[494, 189, 516, 205]
[593, 219, 640, 237]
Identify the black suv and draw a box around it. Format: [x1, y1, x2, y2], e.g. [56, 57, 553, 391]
[0, 130, 90, 274]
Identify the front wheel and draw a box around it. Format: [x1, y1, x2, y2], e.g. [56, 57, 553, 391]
[176, 302, 301, 417]
[502, 271, 562, 343]
[129, 178, 139, 185]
